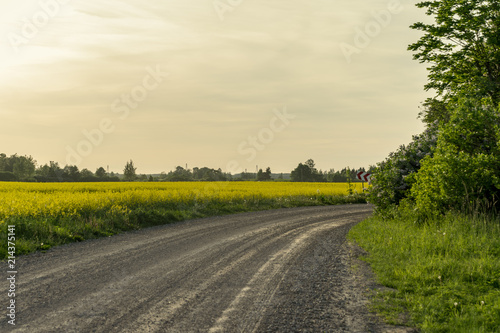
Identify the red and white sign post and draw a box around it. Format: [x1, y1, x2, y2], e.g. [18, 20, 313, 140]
[356, 171, 372, 191]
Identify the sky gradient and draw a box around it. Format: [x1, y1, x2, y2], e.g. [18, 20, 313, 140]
[0, 0, 431, 174]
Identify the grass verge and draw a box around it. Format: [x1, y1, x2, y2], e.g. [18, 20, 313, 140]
[1, 193, 366, 259]
[348, 211, 500, 332]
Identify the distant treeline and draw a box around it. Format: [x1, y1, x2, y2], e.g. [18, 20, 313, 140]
[0, 154, 119, 182]
[0, 153, 373, 183]
[289, 159, 372, 183]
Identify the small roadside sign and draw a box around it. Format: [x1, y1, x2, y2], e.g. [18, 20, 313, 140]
[356, 172, 371, 182]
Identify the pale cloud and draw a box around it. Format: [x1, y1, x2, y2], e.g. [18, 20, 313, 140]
[0, 0, 430, 173]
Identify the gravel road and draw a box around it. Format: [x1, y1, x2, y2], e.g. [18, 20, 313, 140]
[1, 204, 410, 332]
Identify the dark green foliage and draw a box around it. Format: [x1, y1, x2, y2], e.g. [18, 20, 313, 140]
[237, 172, 256, 181]
[418, 97, 450, 126]
[290, 159, 326, 182]
[0, 153, 36, 181]
[0, 171, 18, 181]
[326, 167, 373, 183]
[326, 169, 347, 182]
[164, 166, 230, 181]
[257, 167, 272, 181]
[192, 167, 229, 181]
[35, 161, 64, 182]
[368, 126, 438, 212]
[167, 166, 193, 181]
[95, 167, 107, 178]
[123, 160, 137, 181]
[63, 165, 81, 182]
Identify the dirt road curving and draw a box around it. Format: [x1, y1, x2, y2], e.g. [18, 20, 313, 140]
[1, 204, 407, 332]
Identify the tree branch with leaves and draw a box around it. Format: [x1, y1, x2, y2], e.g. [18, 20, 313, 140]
[408, 0, 500, 106]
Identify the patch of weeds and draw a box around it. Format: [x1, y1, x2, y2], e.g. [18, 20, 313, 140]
[349, 211, 500, 332]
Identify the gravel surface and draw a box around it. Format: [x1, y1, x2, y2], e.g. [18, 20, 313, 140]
[1, 204, 417, 332]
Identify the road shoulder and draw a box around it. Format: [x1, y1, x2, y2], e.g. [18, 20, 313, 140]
[256, 220, 419, 332]
[344, 240, 419, 332]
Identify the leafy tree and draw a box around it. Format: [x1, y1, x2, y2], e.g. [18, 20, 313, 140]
[167, 166, 193, 181]
[12, 155, 36, 180]
[35, 164, 50, 180]
[291, 163, 312, 182]
[305, 159, 315, 170]
[80, 168, 96, 182]
[411, 97, 500, 217]
[123, 160, 137, 181]
[326, 169, 341, 182]
[49, 161, 63, 180]
[408, 0, 500, 106]
[190, 167, 229, 181]
[0, 154, 36, 180]
[35, 161, 64, 182]
[63, 165, 81, 182]
[418, 97, 450, 126]
[95, 167, 107, 178]
[0, 153, 7, 171]
[370, 1, 500, 215]
[0, 153, 15, 172]
[256, 167, 272, 181]
[265, 167, 272, 180]
[256, 169, 264, 180]
[291, 159, 325, 182]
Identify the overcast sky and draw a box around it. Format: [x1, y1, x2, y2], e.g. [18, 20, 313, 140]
[0, 0, 431, 174]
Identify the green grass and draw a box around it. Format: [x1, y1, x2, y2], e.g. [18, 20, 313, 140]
[348, 211, 500, 332]
[1, 193, 367, 259]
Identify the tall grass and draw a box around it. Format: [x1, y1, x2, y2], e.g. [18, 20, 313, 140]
[349, 211, 500, 332]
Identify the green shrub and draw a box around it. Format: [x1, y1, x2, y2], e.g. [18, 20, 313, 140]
[412, 97, 500, 217]
[368, 125, 438, 212]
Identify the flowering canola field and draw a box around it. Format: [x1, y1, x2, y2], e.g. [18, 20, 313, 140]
[0, 181, 365, 257]
[0, 182, 362, 222]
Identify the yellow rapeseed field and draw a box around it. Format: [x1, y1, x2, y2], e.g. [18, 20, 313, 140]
[0, 181, 368, 257]
[0, 182, 362, 222]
